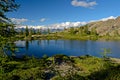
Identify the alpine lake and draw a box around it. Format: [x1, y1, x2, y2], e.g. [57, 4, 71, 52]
[13, 40, 120, 58]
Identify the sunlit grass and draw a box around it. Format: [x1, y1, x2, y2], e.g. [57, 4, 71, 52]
[0, 54, 120, 80]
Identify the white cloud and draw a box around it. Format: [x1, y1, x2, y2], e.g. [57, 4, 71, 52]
[15, 25, 46, 30]
[15, 16, 117, 30]
[15, 21, 87, 30]
[40, 18, 47, 22]
[47, 21, 87, 29]
[100, 16, 116, 21]
[11, 18, 28, 24]
[89, 16, 116, 22]
[71, 0, 97, 8]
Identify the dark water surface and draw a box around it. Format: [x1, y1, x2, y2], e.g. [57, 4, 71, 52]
[15, 40, 120, 58]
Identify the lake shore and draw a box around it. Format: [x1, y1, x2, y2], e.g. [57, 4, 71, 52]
[0, 54, 120, 80]
[15, 34, 120, 41]
[14, 39, 120, 58]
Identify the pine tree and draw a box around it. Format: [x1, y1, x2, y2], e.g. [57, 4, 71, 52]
[25, 26, 29, 36]
[0, 0, 19, 37]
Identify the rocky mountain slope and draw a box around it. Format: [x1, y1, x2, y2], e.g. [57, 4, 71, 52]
[87, 16, 120, 36]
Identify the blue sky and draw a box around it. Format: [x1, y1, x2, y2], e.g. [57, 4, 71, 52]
[6, 0, 120, 26]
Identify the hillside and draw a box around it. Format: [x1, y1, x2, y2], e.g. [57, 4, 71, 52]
[57, 16, 120, 40]
[87, 16, 120, 36]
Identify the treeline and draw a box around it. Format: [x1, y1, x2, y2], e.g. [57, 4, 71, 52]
[59, 25, 99, 40]
[68, 25, 120, 37]
[60, 25, 120, 40]
[68, 25, 98, 36]
[17, 26, 51, 36]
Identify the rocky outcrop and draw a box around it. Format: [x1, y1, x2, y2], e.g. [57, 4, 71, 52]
[87, 16, 120, 36]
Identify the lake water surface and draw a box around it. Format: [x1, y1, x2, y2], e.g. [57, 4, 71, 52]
[15, 40, 120, 58]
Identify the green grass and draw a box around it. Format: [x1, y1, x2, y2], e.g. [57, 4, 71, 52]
[0, 55, 120, 80]
[15, 31, 120, 41]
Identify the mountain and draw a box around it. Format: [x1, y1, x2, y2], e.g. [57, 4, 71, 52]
[87, 16, 120, 36]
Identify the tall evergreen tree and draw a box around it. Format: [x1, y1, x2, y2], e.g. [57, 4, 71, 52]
[0, 0, 19, 19]
[0, 0, 19, 37]
[25, 26, 29, 36]
[0, 0, 19, 56]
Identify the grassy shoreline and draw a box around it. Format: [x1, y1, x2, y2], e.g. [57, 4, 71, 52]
[15, 34, 120, 41]
[0, 54, 120, 80]
[2, 35, 120, 79]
